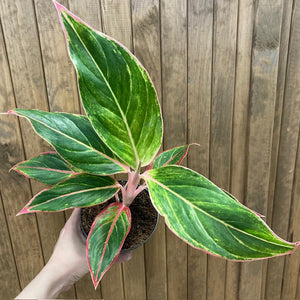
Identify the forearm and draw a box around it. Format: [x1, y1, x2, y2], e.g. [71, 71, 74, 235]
[15, 262, 70, 299]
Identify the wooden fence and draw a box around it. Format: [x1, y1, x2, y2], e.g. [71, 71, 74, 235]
[0, 0, 299, 299]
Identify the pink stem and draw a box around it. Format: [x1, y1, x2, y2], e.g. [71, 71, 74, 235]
[122, 171, 141, 206]
[133, 184, 147, 199]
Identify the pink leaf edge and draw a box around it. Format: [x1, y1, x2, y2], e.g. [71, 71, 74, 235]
[16, 188, 48, 216]
[142, 170, 299, 261]
[86, 202, 131, 289]
[52, 0, 163, 156]
[10, 151, 57, 174]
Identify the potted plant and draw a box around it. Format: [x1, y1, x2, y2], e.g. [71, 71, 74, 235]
[6, 1, 298, 289]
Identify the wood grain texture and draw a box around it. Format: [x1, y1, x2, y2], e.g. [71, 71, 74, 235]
[101, 0, 132, 49]
[122, 247, 147, 300]
[207, 1, 238, 299]
[0, 190, 21, 298]
[160, 1, 188, 299]
[100, 263, 124, 300]
[239, 1, 283, 299]
[228, 2, 255, 299]
[0, 4, 45, 288]
[187, 0, 213, 299]
[0, 0, 299, 299]
[281, 132, 300, 300]
[280, 6, 300, 298]
[131, 1, 167, 299]
[265, 0, 300, 298]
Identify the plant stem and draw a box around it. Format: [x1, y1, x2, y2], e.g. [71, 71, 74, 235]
[122, 170, 141, 206]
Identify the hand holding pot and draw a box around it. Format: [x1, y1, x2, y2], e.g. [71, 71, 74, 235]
[15, 208, 131, 299]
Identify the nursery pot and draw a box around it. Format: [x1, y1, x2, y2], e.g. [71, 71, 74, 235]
[80, 183, 159, 252]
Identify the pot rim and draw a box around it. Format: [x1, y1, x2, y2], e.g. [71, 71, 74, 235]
[79, 192, 159, 252]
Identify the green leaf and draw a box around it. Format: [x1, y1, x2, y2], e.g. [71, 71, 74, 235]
[55, 3, 163, 169]
[152, 145, 190, 169]
[18, 174, 119, 213]
[87, 202, 131, 288]
[12, 152, 78, 185]
[10, 109, 129, 175]
[143, 166, 297, 260]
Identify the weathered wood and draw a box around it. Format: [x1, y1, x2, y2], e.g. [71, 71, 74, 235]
[266, 0, 300, 298]
[281, 132, 300, 300]
[239, 1, 283, 299]
[0, 189, 21, 298]
[160, 0, 188, 299]
[187, 0, 213, 298]
[131, 1, 167, 299]
[100, 263, 124, 300]
[1, 0, 300, 298]
[0, 2, 45, 288]
[207, 1, 238, 299]
[228, 2, 255, 299]
[101, 0, 132, 49]
[122, 247, 147, 300]
[32, 1, 81, 297]
[69, 0, 102, 30]
[267, 0, 294, 228]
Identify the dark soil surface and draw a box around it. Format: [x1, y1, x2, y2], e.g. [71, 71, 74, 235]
[80, 182, 158, 250]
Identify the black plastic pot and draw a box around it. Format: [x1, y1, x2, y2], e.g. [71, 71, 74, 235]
[79, 187, 159, 252]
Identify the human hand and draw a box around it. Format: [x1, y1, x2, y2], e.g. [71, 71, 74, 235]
[48, 208, 132, 291]
[16, 208, 131, 299]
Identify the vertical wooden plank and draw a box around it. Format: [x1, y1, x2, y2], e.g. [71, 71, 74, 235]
[0, 7, 45, 290]
[131, 1, 167, 299]
[161, 0, 188, 299]
[207, 1, 238, 299]
[187, 0, 213, 299]
[101, 0, 132, 49]
[34, 0, 79, 114]
[264, 1, 294, 298]
[297, 271, 300, 300]
[100, 2, 144, 299]
[281, 133, 300, 300]
[31, 1, 79, 298]
[228, 2, 255, 299]
[267, 0, 294, 228]
[239, 1, 283, 299]
[122, 247, 147, 300]
[0, 190, 21, 298]
[0, 0, 55, 277]
[229, 1, 255, 300]
[69, 0, 102, 30]
[266, 0, 300, 298]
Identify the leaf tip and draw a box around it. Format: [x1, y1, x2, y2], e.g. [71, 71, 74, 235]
[16, 206, 30, 216]
[52, 0, 65, 13]
[92, 277, 100, 290]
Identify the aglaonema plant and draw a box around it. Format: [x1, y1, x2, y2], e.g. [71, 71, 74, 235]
[6, 1, 298, 289]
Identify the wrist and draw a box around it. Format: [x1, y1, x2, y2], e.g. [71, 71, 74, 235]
[15, 262, 68, 299]
[45, 260, 75, 292]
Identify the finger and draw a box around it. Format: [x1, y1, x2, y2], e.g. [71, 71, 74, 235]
[66, 208, 81, 225]
[64, 208, 81, 233]
[116, 251, 132, 263]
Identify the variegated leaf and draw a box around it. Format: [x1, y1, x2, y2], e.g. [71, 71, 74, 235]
[143, 166, 298, 260]
[87, 202, 131, 288]
[18, 174, 119, 214]
[54, 2, 163, 169]
[9, 109, 129, 175]
[12, 152, 78, 185]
